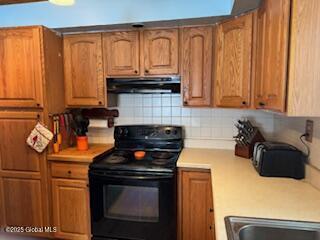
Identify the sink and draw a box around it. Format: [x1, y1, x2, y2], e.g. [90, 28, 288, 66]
[225, 216, 320, 240]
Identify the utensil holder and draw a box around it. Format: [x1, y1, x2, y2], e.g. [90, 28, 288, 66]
[235, 128, 265, 159]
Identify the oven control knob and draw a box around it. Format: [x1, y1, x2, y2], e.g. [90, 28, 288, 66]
[165, 129, 171, 135]
[118, 127, 128, 136]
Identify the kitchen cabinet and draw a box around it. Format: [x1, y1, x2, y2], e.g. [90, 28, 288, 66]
[254, 0, 290, 112]
[51, 178, 90, 240]
[0, 26, 64, 238]
[178, 168, 214, 240]
[103, 28, 179, 77]
[49, 161, 91, 240]
[103, 31, 140, 76]
[0, 177, 4, 227]
[286, 0, 320, 116]
[0, 112, 43, 172]
[214, 13, 253, 108]
[0, 111, 50, 237]
[2, 177, 44, 227]
[143, 29, 179, 75]
[181, 27, 213, 107]
[64, 33, 105, 107]
[0, 27, 43, 108]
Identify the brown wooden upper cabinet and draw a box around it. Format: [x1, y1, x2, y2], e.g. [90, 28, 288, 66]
[103, 31, 140, 76]
[214, 14, 253, 108]
[143, 29, 179, 75]
[103, 28, 179, 77]
[63, 33, 105, 107]
[181, 26, 213, 107]
[0, 27, 43, 108]
[254, 0, 290, 112]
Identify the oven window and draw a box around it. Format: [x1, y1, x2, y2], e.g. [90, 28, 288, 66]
[103, 185, 159, 222]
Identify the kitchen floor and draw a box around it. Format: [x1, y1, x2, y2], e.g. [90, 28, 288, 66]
[0, 233, 48, 239]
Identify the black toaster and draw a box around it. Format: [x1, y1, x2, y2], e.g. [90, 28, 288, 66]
[252, 142, 306, 179]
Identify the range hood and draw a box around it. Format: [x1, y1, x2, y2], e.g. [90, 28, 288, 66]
[107, 76, 181, 94]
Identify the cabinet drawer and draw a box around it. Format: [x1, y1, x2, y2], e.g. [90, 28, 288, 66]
[51, 162, 88, 180]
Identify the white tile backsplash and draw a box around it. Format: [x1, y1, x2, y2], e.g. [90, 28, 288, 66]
[88, 95, 320, 190]
[89, 94, 275, 149]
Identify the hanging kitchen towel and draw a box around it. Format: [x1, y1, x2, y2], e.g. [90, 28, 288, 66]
[27, 122, 54, 153]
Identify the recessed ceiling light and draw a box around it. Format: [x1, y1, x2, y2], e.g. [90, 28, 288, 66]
[49, 0, 75, 6]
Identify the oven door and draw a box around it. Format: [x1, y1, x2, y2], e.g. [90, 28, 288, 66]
[89, 170, 176, 240]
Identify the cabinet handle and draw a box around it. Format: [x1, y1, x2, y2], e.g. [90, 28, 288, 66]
[209, 226, 212, 230]
[145, 69, 149, 73]
[259, 102, 266, 107]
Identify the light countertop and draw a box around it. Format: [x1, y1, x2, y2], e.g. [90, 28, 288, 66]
[177, 148, 320, 240]
[47, 144, 114, 163]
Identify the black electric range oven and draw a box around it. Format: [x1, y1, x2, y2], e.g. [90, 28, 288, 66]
[89, 125, 183, 240]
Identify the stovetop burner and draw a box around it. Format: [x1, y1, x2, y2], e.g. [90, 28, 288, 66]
[151, 152, 175, 159]
[105, 151, 131, 164]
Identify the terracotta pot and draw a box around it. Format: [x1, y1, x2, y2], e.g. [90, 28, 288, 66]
[77, 136, 88, 151]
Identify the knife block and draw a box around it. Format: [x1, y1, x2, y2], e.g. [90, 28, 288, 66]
[235, 128, 265, 159]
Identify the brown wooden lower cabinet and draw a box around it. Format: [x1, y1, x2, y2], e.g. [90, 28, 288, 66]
[2, 177, 44, 227]
[50, 162, 91, 240]
[0, 177, 4, 227]
[178, 168, 214, 240]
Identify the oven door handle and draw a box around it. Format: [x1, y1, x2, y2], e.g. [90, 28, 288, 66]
[90, 172, 173, 180]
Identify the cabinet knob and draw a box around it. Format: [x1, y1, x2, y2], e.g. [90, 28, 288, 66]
[99, 101, 102, 105]
[242, 101, 247, 106]
[209, 208, 213, 212]
[36, 103, 40, 107]
[134, 70, 138, 74]
[68, 170, 72, 174]
[183, 101, 188, 105]
[209, 226, 212, 230]
[145, 69, 149, 73]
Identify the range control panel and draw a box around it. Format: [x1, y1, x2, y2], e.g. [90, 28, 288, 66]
[114, 125, 182, 140]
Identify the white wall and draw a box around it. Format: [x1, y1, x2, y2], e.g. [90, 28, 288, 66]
[0, 0, 234, 28]
[273, 115, 320, 189]
[88, 94, 275, 149]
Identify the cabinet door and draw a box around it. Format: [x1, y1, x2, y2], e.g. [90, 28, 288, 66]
[143, 29, 179, 75]
[214, 14, 253, 108]
[0, 27, 43, 108]
[179, 169, 214, 240]
[254, 0, 291, 112]
[64, 34, 105, 107]
[0, 177, 4, 227]
[52, 179, 90, 240]
[0, 112, 43, 172]
[2, 177, 44, 228]
[103, 31, 140, 76]
[181, 27, 213, 107]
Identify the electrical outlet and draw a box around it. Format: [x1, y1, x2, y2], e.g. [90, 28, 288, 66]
[305, 120, 314, 143]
